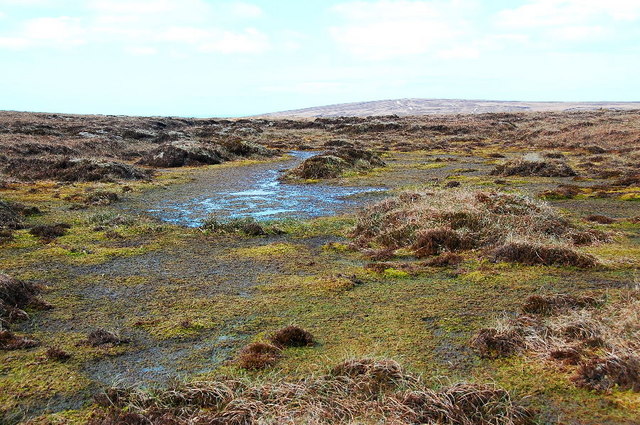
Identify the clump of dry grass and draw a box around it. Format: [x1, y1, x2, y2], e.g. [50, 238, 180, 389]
[269, 326, 316, 348]
[470, 327, 527, 359]
[352, 189, 603, 266]
[86, 329, 130, 347]
[138, 140, 228, 167]
[573, 353, 640, 392]
[491, 158, 577, 177]
[521, 294, 600, 315]
[412, 227, 472, 257]
[0, 199, 40, 230]
[584, 214, 617, 224]
[0, 329, 39, 350]
[1, 200, 24, 230]
[201, 216, 266, 236]
[45, 346, 71, 361]
[4, 157, 151, 182]
[88, 358, 535, 425]
[29, 223, 71, 240]
[471, 291, 640, 392]
[282, 146, 385, 180]
[236, 342, 281, 370]
[489, 242, 598, 268]
[0, 273, 45, 325]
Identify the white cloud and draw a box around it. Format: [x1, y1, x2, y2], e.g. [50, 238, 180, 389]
[437, 46, 480, 59]
[161, 26, 269, 53]
[497, 0, 640, 29]
[0, 36, 29, 49]
[0, 16, 86, 49]
[0, 0, 53, 5]
[548, 25, 608, 42]
[0, 1, 270, 54]
[125, 45, 158, 55]
[198, 28, 268, 53]
[330, 0, 472, 60]
[228, 2, 263, 19]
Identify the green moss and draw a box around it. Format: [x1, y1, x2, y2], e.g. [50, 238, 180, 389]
[232, 242, 306, 258]
[382, 268, 411, 278]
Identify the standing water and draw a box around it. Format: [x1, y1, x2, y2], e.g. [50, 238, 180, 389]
[141, 151, 385, 226]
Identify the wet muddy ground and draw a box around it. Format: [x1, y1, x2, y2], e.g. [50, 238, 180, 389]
[129, 151, 386, 226]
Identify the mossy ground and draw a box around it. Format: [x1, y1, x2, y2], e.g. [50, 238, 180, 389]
[1, 150, 638, 424]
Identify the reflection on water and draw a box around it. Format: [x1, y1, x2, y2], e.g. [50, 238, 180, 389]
[146, 151, 385, 227]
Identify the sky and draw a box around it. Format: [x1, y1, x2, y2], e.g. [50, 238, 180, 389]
[0, 0, 639, 117]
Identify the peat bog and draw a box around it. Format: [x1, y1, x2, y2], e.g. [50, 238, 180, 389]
[0, 110, 639, 424]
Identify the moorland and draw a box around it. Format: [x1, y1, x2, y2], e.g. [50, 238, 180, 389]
[1, 109, 639, 424]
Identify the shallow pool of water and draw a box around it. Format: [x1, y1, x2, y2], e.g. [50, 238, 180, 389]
[143, 151, 385, 227]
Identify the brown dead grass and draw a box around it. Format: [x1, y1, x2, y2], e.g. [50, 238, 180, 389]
[584, 214, 617, 224]
[352, 189, 603, 266]
[4, 157, 151, 182]
[269, 326, 316, 348]
[521, 294, 601, 315]
[472, 291, 640, 392]
[0, 273, 43, 325]
[88, 358, 534, 425]
[45, 346, 72, 361]
[573, 353, 640, 392]
[236, 342, 281, 370]
[86, 329, 130, 347]
[282, 146, 385, 180]
[29, 223, 71, 240]
[0, 329, 39, 350]
[490, 242, 598, 268]
[491, 158, 577, 177]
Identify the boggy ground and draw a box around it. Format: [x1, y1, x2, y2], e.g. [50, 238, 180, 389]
[0, 110, 639, 424]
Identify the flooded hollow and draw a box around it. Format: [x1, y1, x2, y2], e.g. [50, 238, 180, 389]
[131, 151, 385, 226]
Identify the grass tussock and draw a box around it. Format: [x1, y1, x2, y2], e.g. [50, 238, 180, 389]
[489, 242, 598, 268]
[269, 326, 316, 348]
[573, 353, 640, 392]
[28, 222, 71, 240]
[0, 273, 44, 325]
[236, 342, 281, 370]
[201, 216, 273, 236]
[0, 329, 39, 350]
[88, 358, 534, 425]
[138, 140, 275, 167]
[45, 346, 72, 361]
[352, 189, 603, 266]
[538, 184, 582, 200]
[0, 199, 40, 229]
[584, 214, 617, 224]
[521, 294, 600, 315]
[471, 291, 640, 392]
[282, 146, 385, 180]
[491, 158, 577, 177]
[86, 329, 130, 347]
[4, 157, 151, 182]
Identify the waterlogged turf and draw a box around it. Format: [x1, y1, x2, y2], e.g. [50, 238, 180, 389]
[136, 151, 386, 226]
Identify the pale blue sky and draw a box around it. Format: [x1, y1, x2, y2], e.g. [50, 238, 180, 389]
[0, 0, 639, 117]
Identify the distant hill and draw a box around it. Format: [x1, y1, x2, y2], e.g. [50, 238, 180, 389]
[254, 98, 640, 118]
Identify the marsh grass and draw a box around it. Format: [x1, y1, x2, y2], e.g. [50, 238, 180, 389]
[89, 358, 534, 425]
[352, 189, 605, 267]
[472, 291, 640, 392]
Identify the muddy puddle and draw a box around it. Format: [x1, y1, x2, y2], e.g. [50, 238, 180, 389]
[133, 151, 385, 226]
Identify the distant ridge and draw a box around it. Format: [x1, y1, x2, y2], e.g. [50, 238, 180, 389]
[254, 98, 640, 118]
